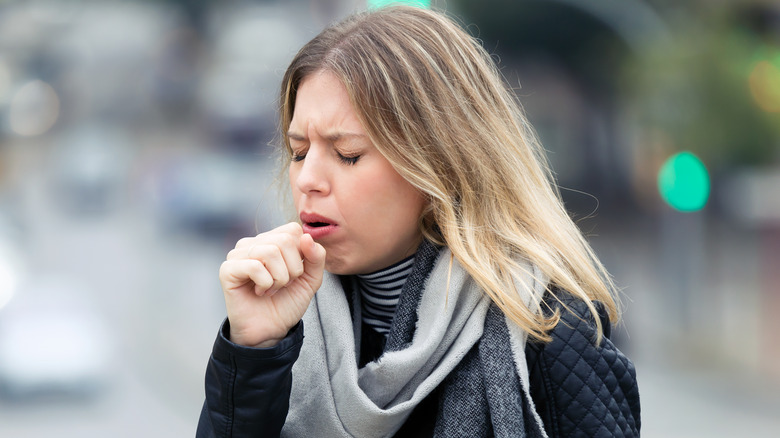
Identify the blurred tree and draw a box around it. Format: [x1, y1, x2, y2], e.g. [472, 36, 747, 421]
[450, 0, 629, 93]
[624, 1, 780, 168]
[448, 0, 655, 213]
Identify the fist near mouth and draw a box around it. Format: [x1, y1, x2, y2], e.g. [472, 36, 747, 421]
[219, 222, 326, 348]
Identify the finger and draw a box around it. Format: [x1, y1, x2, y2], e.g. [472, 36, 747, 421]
[300, 233, 326, 286]
[232, 222, 303, 252]
[276, 232, 305, 280]
[219, 259, 273, 294]
[246, 244, 291, 290]
[233, 235, 257, 250]
[277, 221, 303, 238]
[228, 226, 304, 276]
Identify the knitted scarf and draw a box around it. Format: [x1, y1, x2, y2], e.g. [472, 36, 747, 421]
[283, 242, 549, 438]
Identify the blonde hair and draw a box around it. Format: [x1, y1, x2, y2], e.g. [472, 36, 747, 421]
[279, 6, 619, 342]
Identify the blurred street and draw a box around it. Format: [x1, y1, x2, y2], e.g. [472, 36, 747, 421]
[592, 215, 780, 437]
[1, 0, 780, 437]
[2, 154, 780, 436]
[0, 131, 227, 437]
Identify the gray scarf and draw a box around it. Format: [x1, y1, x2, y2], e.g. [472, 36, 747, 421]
[283, 243, 548, 438]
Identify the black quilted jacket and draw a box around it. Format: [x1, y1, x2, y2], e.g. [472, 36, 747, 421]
[526, 291, 641, 437]
[197, 291, 641, 437]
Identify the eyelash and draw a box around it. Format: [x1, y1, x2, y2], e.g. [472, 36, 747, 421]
[291, 152, 361, 165]
[339, 154, 360, 165]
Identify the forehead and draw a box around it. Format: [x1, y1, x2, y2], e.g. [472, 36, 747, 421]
[289, 71, 365, 135]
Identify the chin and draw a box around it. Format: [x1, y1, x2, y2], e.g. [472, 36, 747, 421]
[324, 256, 353, 276]
[325, 254, 376, 276]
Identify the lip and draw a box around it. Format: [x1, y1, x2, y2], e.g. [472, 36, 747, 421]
[299, 212, 339, 240]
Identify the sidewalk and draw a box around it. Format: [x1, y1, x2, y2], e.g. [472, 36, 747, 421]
[590, 210, 780, 437]
[637, 357, 780, 437]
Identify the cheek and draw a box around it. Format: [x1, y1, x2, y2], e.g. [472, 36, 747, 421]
[366, 180, 425, 231]
[289, 168, 301, 202]
[395, 193, 426, 233]
[388, 173, 425, 213]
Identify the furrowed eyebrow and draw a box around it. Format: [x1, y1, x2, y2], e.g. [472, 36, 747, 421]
[287, 132, 306, 141]
[325, 133, 366, 142]
[286, 132, 366, 142]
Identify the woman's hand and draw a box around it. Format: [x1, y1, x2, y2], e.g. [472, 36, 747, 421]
[219, 222, 326, 348]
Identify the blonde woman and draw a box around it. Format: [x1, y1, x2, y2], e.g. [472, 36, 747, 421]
[197, 5, 639, 438]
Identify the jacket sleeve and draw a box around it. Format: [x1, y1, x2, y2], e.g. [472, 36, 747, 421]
[196, 319, 304, 438]
[525, 293, 641, 438]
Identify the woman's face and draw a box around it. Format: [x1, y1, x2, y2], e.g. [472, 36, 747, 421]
[288, 70, 426, 275]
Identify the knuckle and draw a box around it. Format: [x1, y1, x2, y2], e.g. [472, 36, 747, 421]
[249, 259, 266, 274]
[269, 244, 284, 259]
[248, 244, 273, 261]
[219, 260, 239, 283]
[236, 237, 254, 248]
[289, 222, 303, 234]
[277, 270, 291, 285]
[279, 221, 302, 237]
[258, 274, 274, 290]
[278, 233, 297, 248]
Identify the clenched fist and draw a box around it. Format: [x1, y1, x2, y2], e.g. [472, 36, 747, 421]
[219, 222, 326, 348]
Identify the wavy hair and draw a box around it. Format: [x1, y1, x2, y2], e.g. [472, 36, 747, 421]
[278, 5, 619, 342]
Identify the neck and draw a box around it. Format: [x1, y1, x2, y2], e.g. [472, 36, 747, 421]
[357, 254, 416, 335]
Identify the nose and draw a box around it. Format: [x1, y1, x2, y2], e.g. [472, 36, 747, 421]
[293, 144, 330, 196]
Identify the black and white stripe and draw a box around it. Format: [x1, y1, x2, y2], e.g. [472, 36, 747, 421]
[357, 255, 416, 335]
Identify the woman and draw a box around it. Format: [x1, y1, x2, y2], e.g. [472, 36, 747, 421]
[197, 5, 639, 438]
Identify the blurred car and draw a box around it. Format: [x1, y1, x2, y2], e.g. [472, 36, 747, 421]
[0, 274, 111, 399]
[0, 246, 19, 319]
[145, 150, 286, 241]
[47, 124, 133, 216]
[0, 203, 25, 314]
[198, 3, 307, 151]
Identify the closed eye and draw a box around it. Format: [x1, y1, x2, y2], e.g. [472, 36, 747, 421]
[338, 153, 360, 165]
[291, 152, 359, 165]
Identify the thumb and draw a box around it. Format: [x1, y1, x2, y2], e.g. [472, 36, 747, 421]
[300, 233, 326, 281]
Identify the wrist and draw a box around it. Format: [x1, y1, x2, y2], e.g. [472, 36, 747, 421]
[252, 338, 283, 348]
[228, 331, 282, 349]
[221, 319, 303, 350]
[213, 319, 304, 364]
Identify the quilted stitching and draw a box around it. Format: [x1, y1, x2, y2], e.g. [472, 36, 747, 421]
[526, 292, 641, 437]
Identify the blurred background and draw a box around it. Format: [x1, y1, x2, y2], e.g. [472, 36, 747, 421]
[0, 0, 778, 436]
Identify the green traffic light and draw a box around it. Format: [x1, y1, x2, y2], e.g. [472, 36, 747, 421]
[368, 0, 431, 9]
[658, 152, 710, 212]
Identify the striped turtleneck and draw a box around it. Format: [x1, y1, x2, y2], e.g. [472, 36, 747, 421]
[357, 254, 416, 335]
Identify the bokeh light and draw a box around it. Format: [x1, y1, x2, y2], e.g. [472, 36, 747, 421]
[749, 59, 780, 113]
[368, 0, 430, 10]
[658, 151, 711, 212]
[8, 79, 60, 137]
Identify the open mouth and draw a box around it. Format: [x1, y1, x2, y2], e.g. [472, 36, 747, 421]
[300, 213, 337, 237]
